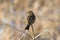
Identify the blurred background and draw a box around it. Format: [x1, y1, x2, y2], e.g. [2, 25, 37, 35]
[0, 0, 60, 40]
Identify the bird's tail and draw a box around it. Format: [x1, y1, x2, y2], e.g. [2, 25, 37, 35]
[25, 24, 30, 30]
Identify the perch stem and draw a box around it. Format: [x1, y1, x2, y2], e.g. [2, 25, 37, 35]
[31, 25, 35, 39]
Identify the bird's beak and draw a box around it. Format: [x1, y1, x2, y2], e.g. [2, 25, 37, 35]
[26, 13, 29, 15]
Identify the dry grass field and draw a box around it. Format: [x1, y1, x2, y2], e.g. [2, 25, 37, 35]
[0, 0, 60, 40]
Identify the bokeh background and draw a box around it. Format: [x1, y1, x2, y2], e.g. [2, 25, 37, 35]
[0, 0, 60, 40]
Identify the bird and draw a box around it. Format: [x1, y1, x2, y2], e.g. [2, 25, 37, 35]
[19, 11, 36, 40]
[25, 11, 36, 30]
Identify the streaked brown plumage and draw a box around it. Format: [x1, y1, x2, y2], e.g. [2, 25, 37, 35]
[25, 11, 36, 30]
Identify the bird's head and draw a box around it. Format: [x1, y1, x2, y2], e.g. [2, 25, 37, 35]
[27, 11, 33, 15]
